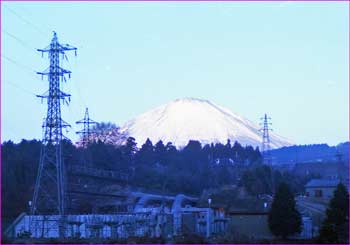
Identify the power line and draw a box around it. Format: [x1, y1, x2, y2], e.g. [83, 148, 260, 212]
[63, 54, 88, 129]
[4, 5, 50, 37]
[4, 35, 82, 141]
[5, 4, 53, 34]
[4, 80, 36, 96]
[64, 56, 86, 108]
[2, 54, 37, 73]
[3, 29, 36, 51]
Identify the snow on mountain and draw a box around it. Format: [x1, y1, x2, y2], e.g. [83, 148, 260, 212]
[119, 98, 293, 149]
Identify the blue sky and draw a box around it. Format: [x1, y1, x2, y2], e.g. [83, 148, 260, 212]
[2, 2, 349, 146]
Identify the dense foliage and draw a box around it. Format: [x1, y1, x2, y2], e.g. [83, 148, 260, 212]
[2, 138, 261, 221]
[268, 182, 302, 239]
[132, 139, 261, 194]
[318, 183, 349, 243]
[2, 140, 78, 222]
[239, 165, 312, 196]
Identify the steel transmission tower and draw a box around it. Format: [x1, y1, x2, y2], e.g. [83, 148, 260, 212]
[76, 108, 98, 148]
[76, 108, 97, 167]
[260, 114, 272, 165]
[31, 32, 77, 216]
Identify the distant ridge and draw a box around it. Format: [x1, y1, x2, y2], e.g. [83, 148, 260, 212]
[269, 142, 350, 164]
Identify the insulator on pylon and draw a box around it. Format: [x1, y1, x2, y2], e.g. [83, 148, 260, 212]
[32, 32, 77, 221]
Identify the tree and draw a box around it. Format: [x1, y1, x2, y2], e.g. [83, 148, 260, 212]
[318, 183, 349, 243]
[136, 138, 155, 165]
[181, 140, 203, 171]
[2, 140, 43, 219]
[121, 137, 137, 161]
[268, 182, 302, 239]
[154, 140, 166, 165]
[90, 122, 126, 145]
[239, 165, 273, 196]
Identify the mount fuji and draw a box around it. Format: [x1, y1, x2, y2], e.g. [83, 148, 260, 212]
[119, 98, 293, 149]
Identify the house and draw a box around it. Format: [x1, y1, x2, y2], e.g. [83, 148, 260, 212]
[305, 179, 340, 199]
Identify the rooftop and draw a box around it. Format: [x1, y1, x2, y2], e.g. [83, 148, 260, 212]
[305, 178, 341, 188]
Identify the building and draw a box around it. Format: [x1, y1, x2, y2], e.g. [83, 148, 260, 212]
[305, 179, 340, 199]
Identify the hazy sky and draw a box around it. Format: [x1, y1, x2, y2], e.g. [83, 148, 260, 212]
[2, 2, 349, 146]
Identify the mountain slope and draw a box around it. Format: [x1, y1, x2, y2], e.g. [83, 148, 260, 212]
[120, 98, 293, 149]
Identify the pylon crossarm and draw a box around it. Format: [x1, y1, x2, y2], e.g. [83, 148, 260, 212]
[37, 66, 72, 76]
[32, 32, 77, 221]
[36, 90, 71, 100]
[37, 43, 77, 53]
[76, 119, 98, 124]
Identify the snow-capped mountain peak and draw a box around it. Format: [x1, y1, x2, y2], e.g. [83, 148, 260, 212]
[120, 98, 293, 149]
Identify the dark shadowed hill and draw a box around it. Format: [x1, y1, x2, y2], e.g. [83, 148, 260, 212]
[269, 142, 349, 165]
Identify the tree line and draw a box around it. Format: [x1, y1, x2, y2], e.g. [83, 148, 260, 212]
[3, 137, 347, 243]
[2, 137, 261, 220]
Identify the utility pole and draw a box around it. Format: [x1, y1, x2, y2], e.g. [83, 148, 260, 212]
[260, 114, 272, 165]
[31, 32, 77, 219]
[76, 108, 97, 166]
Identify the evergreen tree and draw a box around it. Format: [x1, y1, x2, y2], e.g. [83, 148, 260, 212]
[213, 143, 225, 161]
[2, 140, 42, 219]
[136, 138, 155, 165]
[181, 140, 203, 171]
[3, 138, 298, 218]
[215, 165, 232, 186]
[224, 139, 232, 159]
[154, 140, 166, 165]
[202, 144, 213, 164]
[239, 165, 274, 196]
[164, 142, 179, 168]
[232, 141, 244, 164]
[268, 182, 302, 239]
[318, 183, 349, 243]
[121, 137, 137, 163]
[89, 141, 116, 170]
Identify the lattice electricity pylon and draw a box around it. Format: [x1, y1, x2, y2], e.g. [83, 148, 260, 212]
[76, 108, 98, 148]
[31, 32, 77, 216]
[260, 114, 273, 165]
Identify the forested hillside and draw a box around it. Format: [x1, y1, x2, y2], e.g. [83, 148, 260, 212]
[269, 142, 349, 164]
[2, 138, 261, 220]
